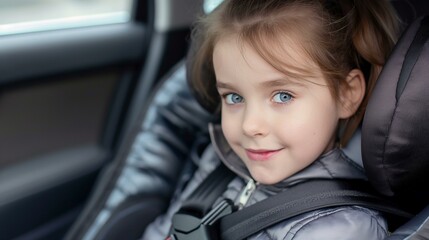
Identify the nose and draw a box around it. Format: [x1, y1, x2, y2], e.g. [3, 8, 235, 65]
[242, 105, 269, 137]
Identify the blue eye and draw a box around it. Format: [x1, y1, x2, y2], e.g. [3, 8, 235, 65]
[273, 92, 293, 103]
[225, 93, 243, 104]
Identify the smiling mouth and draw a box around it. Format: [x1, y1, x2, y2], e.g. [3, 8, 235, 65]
[245, 149, 282, 161]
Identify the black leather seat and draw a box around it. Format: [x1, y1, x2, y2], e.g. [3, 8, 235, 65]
[362, 14, 429, 239]
[65, 1, 429, 239]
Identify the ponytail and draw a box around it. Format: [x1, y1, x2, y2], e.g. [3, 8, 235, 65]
[339, 0, 400, 146]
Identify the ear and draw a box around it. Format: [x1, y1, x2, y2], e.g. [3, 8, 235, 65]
[338, 69, 366, 119]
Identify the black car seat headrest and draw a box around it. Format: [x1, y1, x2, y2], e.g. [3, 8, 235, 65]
[390, 0, 417, 26]
[390, 0, 429, 28]
[362, 15, 429, 212]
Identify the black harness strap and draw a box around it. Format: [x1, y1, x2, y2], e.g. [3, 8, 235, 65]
[169, 164, 235, 240]
[220, 179, 413, 240]
[170, 164, 413, 240]
[180, 163, 236, 215]
[396, 16, 429, 100]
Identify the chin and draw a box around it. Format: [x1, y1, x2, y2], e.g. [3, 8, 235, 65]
[258, 179, 279, 185]
[251, 173, 282, 185]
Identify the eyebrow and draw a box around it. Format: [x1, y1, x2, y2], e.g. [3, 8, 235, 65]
[216, 78, 306, 89]
[261, 78, 305, 88]
[216, 81, 233, 89]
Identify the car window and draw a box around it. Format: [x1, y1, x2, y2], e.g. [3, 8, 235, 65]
[204, 0, 223, 13]
[0, 0, 134, 35]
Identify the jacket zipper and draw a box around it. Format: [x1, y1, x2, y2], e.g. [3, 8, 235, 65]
[235, 178, 257, 210]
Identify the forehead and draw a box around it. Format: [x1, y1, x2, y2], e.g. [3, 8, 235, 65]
[213, 35, 324, 86]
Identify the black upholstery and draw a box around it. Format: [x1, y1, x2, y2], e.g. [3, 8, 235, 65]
[387, 206, 429, 239]
[362, 15, 429, 211]
[362, 15, 429, 239]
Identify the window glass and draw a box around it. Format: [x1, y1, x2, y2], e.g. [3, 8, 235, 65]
[0, 0, 134, 35]
[204, 0, 223, 14]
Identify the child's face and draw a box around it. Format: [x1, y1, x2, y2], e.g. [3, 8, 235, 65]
[213, 36, 342, 185]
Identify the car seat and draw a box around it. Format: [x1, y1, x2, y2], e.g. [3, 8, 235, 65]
[63, 61, 216, 240]
[64, 1, 429, 240]
[362, 13, 429, 239]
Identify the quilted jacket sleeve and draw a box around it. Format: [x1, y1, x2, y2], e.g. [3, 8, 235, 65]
[250, 206, 388, 240]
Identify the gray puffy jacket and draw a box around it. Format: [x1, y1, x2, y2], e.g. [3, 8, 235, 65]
[143, 124, 388, 240]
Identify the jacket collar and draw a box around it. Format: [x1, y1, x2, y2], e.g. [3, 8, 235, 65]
[209, 123, 252, 181]
[209, 123, 367, 190]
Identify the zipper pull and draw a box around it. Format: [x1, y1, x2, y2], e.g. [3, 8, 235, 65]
[235, 179, 256, 210]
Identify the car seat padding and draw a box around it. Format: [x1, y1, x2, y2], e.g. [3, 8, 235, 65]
[362, 16, 429, 212]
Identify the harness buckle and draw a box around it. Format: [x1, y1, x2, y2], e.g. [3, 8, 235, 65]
[169, 199, 235, 240]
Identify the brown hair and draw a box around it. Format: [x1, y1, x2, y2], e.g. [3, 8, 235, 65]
[188, 0, 400, 145]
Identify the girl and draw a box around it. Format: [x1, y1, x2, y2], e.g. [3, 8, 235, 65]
[143, 0, 400, 239]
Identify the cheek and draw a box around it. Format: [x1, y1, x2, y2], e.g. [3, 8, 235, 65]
[221, 109, 239, 143]
[277, 98, 339, 148]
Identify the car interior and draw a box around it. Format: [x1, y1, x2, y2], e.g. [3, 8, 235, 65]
[0, 0, 197, 239]
[1, 0, 429, 240]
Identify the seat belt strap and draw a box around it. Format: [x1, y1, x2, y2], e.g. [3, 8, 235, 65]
[180, 163, 236, 215]
[172, 164, 413, 240]
[220, 179, 414, 240]
[169, 163, 235, 240]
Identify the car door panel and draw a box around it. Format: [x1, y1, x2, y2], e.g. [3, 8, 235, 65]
[0, 0, 202, 238]
[0, 24, 146, 83]
[0, 23, 148, 240]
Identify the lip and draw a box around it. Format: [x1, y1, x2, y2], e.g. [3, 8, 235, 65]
[245, 148, 282, 161]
